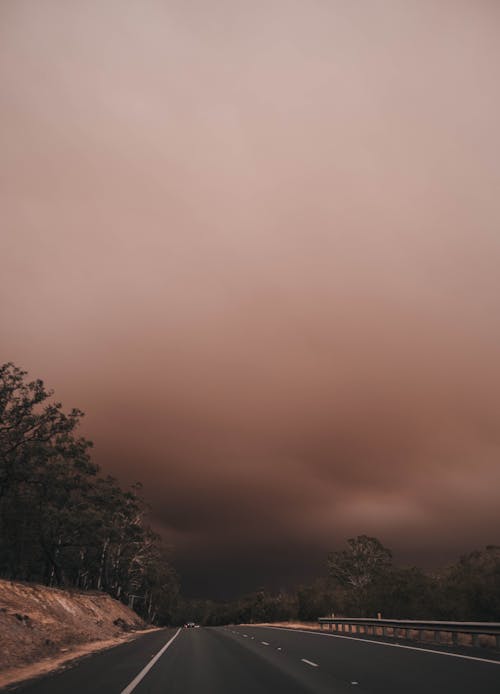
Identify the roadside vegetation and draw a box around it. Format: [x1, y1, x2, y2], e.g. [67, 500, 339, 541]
[0, 362, 179, 624]
[180, 537, 500, 626]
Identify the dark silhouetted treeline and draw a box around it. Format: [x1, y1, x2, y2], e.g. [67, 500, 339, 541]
[0, 362, 179, 624]
[176, 536, 500, 626]
[3, 363, 498, 627]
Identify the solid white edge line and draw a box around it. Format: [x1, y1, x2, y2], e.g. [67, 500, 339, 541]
[255, 626, 500, 666]
[120, 628, 182, 694]
[301, 658, 319, 667]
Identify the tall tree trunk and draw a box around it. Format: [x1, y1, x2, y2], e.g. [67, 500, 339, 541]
[97, 537, 109, 591]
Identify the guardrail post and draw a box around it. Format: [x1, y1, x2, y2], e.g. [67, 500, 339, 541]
[317, 618, 500, 651]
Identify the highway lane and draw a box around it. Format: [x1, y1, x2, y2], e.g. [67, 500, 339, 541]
[5, 629, 178, 694]
[6, 624, 500, 693]
[230, 626, 500, 693]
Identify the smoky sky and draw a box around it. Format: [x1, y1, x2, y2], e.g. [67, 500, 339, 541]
[2, 0, 500, 598]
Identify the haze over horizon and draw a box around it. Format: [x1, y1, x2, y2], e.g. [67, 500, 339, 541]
[2, 0, 500, 598]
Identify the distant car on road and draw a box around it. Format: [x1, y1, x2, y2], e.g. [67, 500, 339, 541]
[184, 622, 196, 628]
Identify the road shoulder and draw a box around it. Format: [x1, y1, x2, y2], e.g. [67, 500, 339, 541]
[0, 628, 161, 690]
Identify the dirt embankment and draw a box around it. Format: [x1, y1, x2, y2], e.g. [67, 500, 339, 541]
[0, 579, 148, 682]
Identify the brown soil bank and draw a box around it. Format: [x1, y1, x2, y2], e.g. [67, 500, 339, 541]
[0, 579, 146, 673]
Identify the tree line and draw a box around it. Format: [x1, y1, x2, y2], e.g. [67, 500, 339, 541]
[177, 536, 500, 626]
[0, 362, 179, 624]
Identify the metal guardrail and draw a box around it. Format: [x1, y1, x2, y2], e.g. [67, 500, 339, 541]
[318, 617, 500, 650]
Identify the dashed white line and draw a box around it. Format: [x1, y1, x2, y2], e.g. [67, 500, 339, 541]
[120, 629, 181, 694]
[261, 641, 270, 645]
[242, 634, 248, 638]
[260, 627, 500, 666]
[301, 658, 319, 668]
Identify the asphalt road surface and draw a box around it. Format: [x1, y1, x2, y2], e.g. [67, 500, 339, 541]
[7, 625, 500, 693]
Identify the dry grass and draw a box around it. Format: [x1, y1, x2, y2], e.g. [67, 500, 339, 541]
[0, 578, 150, 684]
[254, 621, 323, 632]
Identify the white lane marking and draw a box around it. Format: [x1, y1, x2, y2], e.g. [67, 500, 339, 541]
[261, 641, 270, 645]
[242, 634, 248, 637]
[277, 647, 282, 651]
[301, 658, 319, 667]
[258, 627, 500, 666]
[351, 682, 359, 686]
[121, 629, 181, 694]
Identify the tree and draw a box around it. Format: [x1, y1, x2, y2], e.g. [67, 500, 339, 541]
[297, 578, 337, 621]
[0, 362, 91, 495]
[327, 535, 392, 614]
[373, 566, 435, 619]
[436, 546, 500, 621]
[0, 362, 95, 581]
[0, 362, 179, 624]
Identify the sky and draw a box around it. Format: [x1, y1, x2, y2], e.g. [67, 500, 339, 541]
[2, 0, 500, 598]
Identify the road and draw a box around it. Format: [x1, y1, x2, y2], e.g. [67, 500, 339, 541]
[7, 625, 500, 693]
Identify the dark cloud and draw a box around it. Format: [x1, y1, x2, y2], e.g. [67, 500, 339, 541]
[2, 0, 500, 597]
